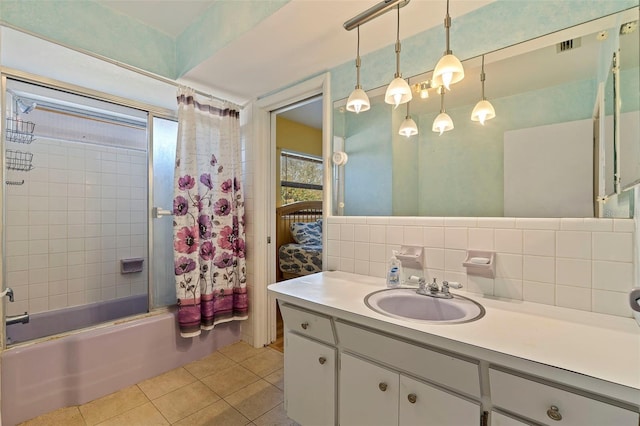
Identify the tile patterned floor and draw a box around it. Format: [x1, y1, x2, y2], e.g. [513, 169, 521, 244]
[19, 342, 299, 426]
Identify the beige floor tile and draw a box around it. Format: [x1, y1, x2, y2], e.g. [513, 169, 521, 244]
[95, 402, 169, 426]
[263, 368, 284, 391]
[19, 406, 86, 426]
[173, 399, 251, 426]
[184, 351, 237, 379]
[201, 364, 261, 398]
[138, 367, 197, 400]
[218, 341, 268, 363]
[224, 379, 284, 421]
[240, 349, 284, 377]
[79, 385, 149, 426]
[151, 380, 220, 423]
[253, 403, 300, 426]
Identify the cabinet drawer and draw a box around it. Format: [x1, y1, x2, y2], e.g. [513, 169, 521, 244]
[280, 303, 336, 344]
[336, 321, 480, 398]
[489, 368, 639, 426]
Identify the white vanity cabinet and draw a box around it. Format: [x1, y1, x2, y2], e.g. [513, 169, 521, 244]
[339, 353, 479, 426]
[280, 303, 337, 426]
[489, 368, 639, 426]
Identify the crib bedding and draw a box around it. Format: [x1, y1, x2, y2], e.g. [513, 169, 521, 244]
[278, 243, 322, 276]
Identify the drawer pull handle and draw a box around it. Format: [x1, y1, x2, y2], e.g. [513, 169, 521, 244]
[547, 406, 562, 421]
[407, 393, 417, 404]
[318, 357, 326, 365]
[378, 382, 388, 392]
[301, 322, 309, 330]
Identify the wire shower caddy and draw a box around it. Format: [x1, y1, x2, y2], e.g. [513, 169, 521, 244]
[5, 117, 36, 144]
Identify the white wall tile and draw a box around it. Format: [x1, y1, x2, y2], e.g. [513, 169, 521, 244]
[444, 217, 476, 227]
[468, 228, 494, 250]
[403, 226, 423, 246]
[424, 248, 445, 270]
[354, 243, 370, 261]
[365, 217, 389, 225]
[555, 258, 591, 288]
[423, 227, 445, 248]
[354, 225, 370, 242]
[613, 219, 635, 232]
[354, 260, 369, 275]
[339, 241, 355, 259]
[523, 281, 555, 305]
[345, 217, 367, 224]
[476, 217, 515, 228]
[466, 276, 494, 296]
[445, 228, 467, 249]
[444, 249, 467, 272]
[556, 231, 591, 259]
[515, 218, 560, 230]
[443, 271, 467, 287]
[592, 232, 633, 262]
[327, 223, 340, 240]
[592, 261, 634, 292]
[592, 290, 632, 317]
[369, 244, 387, 262]
[340, 224, 354, 241]
[369, 262, 386, 278]
[583, 218, 613, 232]
[523, 230, 555, 256]
[369, 225, 387, 244]
[494, 278, 523, 300]
[339, 258, 355, 273]
[386, 226, 404, 245]
[556, 285, 591, 311]
[495, 254, 523, 279]
[495, 229, 522, 254]
[523, 256, 555, 284]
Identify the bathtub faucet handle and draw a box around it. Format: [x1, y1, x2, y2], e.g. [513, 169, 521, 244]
[1, 288, 14, 302]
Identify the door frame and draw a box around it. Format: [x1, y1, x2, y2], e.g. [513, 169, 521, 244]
[252, 72, 332, 347]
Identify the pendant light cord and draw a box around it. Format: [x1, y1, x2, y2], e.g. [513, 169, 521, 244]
[355, 26, 362, 88]
[395, 5, 402, 78]
[440, 89, 445, 113]
[444, 0, 452, 54]
[480, 55, 486, 100]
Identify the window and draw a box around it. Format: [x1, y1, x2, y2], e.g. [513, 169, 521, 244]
[280, 150, 323, 204]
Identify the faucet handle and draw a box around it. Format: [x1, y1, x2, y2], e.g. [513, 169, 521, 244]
[0, 288, 14, 302]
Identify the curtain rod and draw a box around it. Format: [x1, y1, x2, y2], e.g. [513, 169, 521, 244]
[1, 23, 243, 110]
[344, 0, 410, 31]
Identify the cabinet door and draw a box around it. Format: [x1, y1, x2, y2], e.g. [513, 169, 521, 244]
[285, 332, 336, 426]
[340, 353, 400, 426]
[399, 375, 480, 426]
[491, 411, 532, 426]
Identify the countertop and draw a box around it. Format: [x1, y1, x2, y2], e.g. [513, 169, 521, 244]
[268, 271, 640, 407]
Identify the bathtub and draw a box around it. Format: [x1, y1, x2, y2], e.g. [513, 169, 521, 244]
[1, 308, 241, 426]
[6, 294, 150, 345]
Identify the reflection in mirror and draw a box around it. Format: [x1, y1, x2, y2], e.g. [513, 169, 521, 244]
[333, 8, 639, 218]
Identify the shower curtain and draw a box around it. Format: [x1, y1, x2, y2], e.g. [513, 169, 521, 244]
[173, 88, 248, 338]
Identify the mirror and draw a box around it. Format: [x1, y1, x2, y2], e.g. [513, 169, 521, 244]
[333, 8, 639, 218]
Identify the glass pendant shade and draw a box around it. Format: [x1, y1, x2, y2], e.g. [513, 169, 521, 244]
[347, 88, 370, 113]
[399, 116, 418, 137]
[385, 77, 412, 108]
[432, 112, 454, 135]
[471, 99, 496, 125]
[433, 54, 465, 90]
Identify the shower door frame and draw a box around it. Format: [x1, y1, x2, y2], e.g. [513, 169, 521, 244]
[0, 68, 177, 349]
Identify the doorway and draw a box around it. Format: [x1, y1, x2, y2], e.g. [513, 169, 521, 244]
[269, 96, 323, 352]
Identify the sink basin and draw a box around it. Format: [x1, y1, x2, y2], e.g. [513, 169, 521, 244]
[365, 288, 485, 324]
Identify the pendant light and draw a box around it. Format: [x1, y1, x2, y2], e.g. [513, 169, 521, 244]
[433, 0, 464, 91]
[417, 81, 430, 99]
[346, 26, 370, 114]
[432, 88, 454, 135]
[471, 55, 496, 125]
[384, 5, 412, 109]
[398, 88, 418, 137]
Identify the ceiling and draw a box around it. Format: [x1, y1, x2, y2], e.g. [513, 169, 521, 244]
[96, 0, 494, 104]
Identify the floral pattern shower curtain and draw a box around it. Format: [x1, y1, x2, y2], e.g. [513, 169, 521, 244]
[173, 88, 247, 338]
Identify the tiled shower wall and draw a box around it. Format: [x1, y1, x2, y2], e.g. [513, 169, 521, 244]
[326, 216, 636, 318]
[4, 138, 148, 317]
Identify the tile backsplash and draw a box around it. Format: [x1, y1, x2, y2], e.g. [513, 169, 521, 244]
[326, 216, 636, 318]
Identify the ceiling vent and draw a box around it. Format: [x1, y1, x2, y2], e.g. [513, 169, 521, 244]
[556, 38, 581, 53]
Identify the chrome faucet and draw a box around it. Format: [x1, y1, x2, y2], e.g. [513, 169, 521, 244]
[414, 277, 462, 299]
[0, 288, 14, 302]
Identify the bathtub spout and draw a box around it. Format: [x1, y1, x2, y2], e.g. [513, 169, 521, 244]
[6, 312, 29, 325]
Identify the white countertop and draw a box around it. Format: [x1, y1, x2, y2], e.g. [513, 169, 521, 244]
[268, 271, 640, 406]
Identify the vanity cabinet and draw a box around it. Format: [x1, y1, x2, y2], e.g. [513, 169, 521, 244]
[340, 353, 479, 426]
[489, 368, 639, 426]
[281, 303, 337, 426]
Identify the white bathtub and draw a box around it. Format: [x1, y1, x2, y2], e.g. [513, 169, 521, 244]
[1, 309, 240, 425]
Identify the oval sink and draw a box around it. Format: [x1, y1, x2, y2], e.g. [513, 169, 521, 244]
[365, 288, 485, 324]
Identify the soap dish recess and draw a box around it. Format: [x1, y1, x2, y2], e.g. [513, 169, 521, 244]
[463, 250, 495, 278]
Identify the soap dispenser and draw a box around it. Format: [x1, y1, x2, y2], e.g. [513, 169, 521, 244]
[386, 250, 403, 288]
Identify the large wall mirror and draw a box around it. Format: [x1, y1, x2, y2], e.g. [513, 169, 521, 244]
[333, 7, 639, 218]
